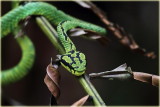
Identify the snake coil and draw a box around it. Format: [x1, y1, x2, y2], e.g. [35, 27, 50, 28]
[1, 2, 107, 85]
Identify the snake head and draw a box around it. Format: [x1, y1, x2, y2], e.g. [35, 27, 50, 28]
[58, 51, 86, 76]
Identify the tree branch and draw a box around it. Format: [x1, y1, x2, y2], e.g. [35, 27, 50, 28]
[35, 16, 106, 106]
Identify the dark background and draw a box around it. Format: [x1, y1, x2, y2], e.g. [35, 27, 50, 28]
[2, 1, 159, 106]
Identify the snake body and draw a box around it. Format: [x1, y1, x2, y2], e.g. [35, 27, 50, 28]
[1, 2, 107, 84]
[1, 36, 35, 85]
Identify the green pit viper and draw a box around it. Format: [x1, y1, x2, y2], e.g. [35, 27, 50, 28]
[1, 2, 107, 85]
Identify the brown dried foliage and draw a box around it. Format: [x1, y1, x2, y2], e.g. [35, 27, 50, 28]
[69, 28, 110, 45]
[76, 1, 156, 59]
[71, 95, 90, 106]
[133, 72, 159, 87]
[44, 64, 61, 99]
[89, 64, 159, 87]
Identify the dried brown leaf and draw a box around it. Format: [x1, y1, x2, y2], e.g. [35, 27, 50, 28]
[44, 64, 61, 99]
[76, 1, 156, 59]
[70, 28, 87, 36]
[69, 28, 110, 45]
[71, 95, 89, 106]
[89, 64, 133, 81]
[75, 1, 91, 9]
[133, 72, 159, 87]
[46, 64, 61, 86]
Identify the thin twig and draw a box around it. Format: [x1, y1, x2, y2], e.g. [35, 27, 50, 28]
[36, 17, 65, 54]
[78, 75, 106, 106]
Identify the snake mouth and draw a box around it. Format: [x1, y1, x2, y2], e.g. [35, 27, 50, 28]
[72, 69, 85, 76]
[74, 67, 86, 72]
[61, 60, 86, 71]
[60, 58, 86, 75]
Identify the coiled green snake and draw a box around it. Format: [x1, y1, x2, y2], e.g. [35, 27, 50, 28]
[1, 2, 107, 85]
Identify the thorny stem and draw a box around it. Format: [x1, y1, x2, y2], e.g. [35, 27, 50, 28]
[35, 16, 106, 106]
